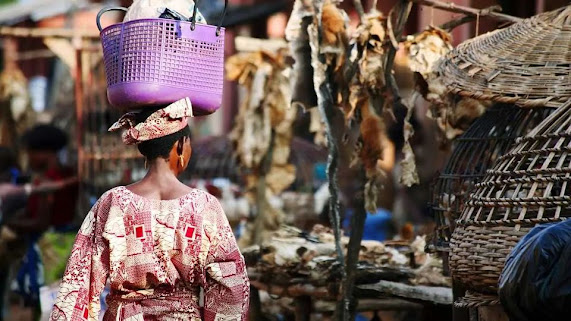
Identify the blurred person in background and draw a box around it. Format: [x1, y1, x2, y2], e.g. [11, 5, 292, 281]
[0, 145, 76, 321]
[4, 124, 78, 320]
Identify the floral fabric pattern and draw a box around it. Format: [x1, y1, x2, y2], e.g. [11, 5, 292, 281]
[49, 186, 249, 320]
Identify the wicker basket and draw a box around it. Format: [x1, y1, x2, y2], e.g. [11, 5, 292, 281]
[454, 291, 501, 308]
[428, 105, 551, 256]
[439, 5, 571, 108]
[450, 101, 571, 294]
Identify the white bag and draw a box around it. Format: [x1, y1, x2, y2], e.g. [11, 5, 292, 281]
[123, 0, 207, 23]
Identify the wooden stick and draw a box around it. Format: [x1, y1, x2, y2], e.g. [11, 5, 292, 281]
[15, 49, 55, 61]
[0, 27, 100, 39]
[399, 5, 510, 41]
[253, 131, 276, 245]
[384, 0, 413, 108]
[295, 296, 313, 321]
[250, 280, 333, 299]
[234, 36, 288, 52]
[411, 0, 522, 23]
[358, 281, 453, 305]
[83, 153, 142, 161]
[339, 168, 367, 321]
[311, 0, 345, 288]
[249, 286, 263, 321]
[310, 2, 346, 319]
[314, 298, 423, 312]
[438, 15, 476, 31]
[353, 0, 366, 21]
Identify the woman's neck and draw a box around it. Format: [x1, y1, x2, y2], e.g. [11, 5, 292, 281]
[142, 158, 179, 187]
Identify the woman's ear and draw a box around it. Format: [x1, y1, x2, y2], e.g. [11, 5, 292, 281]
[176, 137, 185, 156]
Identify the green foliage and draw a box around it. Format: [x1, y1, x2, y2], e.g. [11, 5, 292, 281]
[40, 232, 76, 285]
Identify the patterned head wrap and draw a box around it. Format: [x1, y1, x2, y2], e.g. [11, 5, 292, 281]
[109, 97, 193, 145]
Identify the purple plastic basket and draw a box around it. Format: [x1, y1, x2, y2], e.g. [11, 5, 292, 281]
[97, 6, 226, 115]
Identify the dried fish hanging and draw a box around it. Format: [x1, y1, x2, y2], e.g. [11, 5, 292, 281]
[286, 0, 328, 146]
[305, 2, 356, 318]
[404, 26, 489, 144]
[226, 50, 297, 247]
[346, 10, 390, 211]
[286, 0, 317, 112]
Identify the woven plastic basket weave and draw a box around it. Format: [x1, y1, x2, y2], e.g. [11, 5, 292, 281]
[428, 105, 550, 256]
[439, 5, 571, 108]
[450, 101, 571, 294]
[97, 4, 227, 115]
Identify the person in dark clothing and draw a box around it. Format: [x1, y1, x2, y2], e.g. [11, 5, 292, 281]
[0, 145, 76, 321]
[4, 125, 77, 319]
[8, 125, 78, 232]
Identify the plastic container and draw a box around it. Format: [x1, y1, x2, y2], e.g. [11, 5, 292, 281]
[97, 1, 227, 115]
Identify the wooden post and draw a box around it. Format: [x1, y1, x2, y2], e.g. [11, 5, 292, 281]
[410, 0, 521, 23]
[248, 285, 263, 321]
[477, 306, 509, 321]
[253, 132, 275, 245]
[452, 282, 469, 321]
[0, 37, 18, 147]
[73, 42, 84, 184]
[339, 168, 367, 321]
[294, 296, 313, 321]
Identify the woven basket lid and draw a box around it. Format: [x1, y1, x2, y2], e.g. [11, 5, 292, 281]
[449, 100, 571, 293]
[440, 5, 571, 108]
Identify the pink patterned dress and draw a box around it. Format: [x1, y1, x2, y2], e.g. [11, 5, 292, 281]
[49, 186, 249, 321]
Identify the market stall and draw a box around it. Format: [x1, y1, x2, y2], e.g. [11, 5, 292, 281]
[229, 0, 524, 320]
[243, 226, 451, 320]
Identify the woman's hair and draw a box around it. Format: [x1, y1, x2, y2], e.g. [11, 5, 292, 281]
[0, 146, 17, 182]
[22, 124, 68, 152]
[134, 109, 191, 160]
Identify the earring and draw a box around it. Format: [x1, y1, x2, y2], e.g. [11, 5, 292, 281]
[144, 158, 148, 169]
[179, 155, 185, 167]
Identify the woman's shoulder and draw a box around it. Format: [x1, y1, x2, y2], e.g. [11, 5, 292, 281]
[92, 186, 132, 207]
[181, 188, 223, 215]
[102, 186, 128, 199]
[189, 187, 218, 201]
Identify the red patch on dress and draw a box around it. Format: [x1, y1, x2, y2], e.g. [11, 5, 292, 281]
[135, 225, 144, 238]
[185, 225, 196, 239]
[83, 307, 89, 319]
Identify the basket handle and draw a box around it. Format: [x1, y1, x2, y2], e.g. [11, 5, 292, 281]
[96, 7, 128, 32]
[191, 0, 229, 36]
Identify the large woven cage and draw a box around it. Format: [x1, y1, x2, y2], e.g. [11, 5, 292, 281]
[450, 101, 571, 294]
[439, 5, 571, 108]
[429, 105, 551, 256]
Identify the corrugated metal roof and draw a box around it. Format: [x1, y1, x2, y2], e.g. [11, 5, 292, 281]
[0, 0, 89, 25]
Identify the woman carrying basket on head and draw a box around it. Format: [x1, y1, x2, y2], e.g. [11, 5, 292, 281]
[49, 99, 250, 320]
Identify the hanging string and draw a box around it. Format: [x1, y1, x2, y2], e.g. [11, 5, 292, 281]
[475, 11, 480, 36]
[430, 7, 434, 26]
